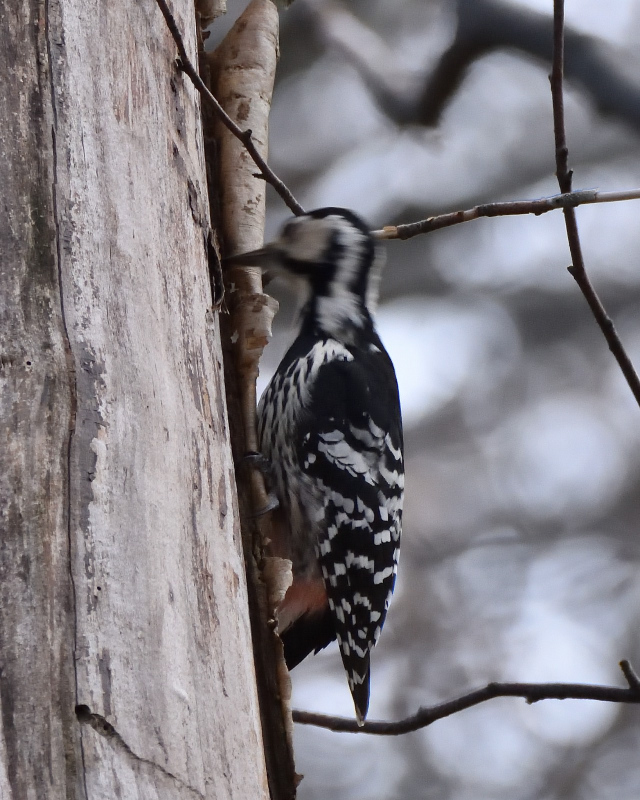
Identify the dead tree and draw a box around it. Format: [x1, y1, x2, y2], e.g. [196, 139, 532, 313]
[0, 0, 276, 796]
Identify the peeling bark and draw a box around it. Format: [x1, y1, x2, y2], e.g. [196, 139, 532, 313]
[207, 2, 299, 797]
[197, 0, 226, 28]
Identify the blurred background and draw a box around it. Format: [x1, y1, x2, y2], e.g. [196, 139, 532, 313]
[210, 1, 640, 797]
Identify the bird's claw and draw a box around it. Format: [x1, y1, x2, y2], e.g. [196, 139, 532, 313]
[251, 494, 280, 517]
[242, 451, 275, 479]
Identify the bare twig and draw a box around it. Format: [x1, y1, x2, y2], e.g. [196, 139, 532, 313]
[292, 661, 640, 735]
[154, 0, 304, 216]
[620, 659, 640, 691]
[373, 187, 640, 240]
[550, 0, 640, 409]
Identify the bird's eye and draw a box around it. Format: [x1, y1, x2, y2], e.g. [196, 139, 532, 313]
[281, 220, 299, 241]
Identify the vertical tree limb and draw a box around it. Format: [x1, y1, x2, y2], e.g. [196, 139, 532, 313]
[207, 2, 298, 797]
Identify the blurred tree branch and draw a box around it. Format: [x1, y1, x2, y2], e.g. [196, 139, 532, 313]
[292, 660, 640, 735]
[550, 0, 640, 409]
[305, 0, 640, 133]
[418, 0, 640, 130]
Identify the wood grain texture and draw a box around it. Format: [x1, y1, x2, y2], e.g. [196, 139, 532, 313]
[0, 0, 269, 796]
[0, 0, 80, 795]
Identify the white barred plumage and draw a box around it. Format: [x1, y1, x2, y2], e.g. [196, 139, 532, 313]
[226, 208, 404, 725]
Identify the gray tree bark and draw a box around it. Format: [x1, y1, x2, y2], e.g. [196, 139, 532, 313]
[0, 0, 269, 797]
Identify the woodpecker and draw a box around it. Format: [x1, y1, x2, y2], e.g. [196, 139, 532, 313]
[226, 208, 403, 724]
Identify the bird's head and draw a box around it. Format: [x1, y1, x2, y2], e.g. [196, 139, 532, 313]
[224, 207, 383, 339]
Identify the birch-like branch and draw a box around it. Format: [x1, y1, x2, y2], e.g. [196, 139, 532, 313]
[205, 4, 296, 798]
[293, 660, 640, 735]
[209, 0, 280, 507]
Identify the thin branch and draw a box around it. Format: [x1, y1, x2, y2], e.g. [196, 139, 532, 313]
[373, 187, 640, 240]
[620, 659, 640, 691]
[153, 0, 305, 216]
[550, 0, 640, 409]
[292, 660, 640, 735]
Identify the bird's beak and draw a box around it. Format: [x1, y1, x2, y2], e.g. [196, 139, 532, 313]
[222, 244, 280, 270]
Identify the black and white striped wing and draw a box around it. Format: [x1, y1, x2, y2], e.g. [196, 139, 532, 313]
[299, 342, 404, 721]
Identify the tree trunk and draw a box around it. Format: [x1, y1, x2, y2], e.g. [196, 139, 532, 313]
[0, 0, 269, 796]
